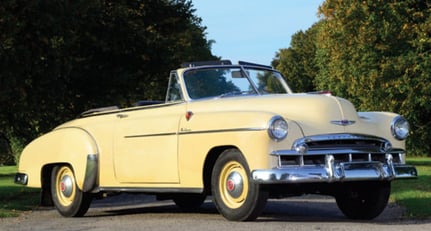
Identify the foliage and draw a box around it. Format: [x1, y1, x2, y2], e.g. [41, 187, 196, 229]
[275, 0, 431, 156]
[0, 0, 216, 154]
[273, 22, 321, 93]
[0, 133, 15, 165]
[316, 0, 431, 156]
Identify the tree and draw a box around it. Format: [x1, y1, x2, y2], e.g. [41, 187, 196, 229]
[0, 133, 15, 165]
[0, 0, 216, 154]
[315, 0, 431, 155]
[273, 22, 321, 92]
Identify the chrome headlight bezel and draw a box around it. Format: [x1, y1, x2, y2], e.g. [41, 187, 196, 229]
[268, 116, 288, 142]
[391, 116, 410, 140]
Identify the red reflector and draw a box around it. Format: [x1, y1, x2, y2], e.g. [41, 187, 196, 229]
[185, 111, 193, 121]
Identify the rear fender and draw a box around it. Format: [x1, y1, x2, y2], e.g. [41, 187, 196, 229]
[18, 127, 99, 192]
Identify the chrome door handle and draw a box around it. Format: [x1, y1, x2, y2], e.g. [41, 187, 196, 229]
[116, 114, 128, 119]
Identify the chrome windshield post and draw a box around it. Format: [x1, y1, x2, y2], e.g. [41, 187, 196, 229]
[239, 65, 260, 95]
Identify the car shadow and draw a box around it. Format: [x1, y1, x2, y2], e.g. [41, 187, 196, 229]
[84, 193, 410, 224]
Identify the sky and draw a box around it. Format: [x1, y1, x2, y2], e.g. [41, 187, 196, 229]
[191, 0, 324, 65]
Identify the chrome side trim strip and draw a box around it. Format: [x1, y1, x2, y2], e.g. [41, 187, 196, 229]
[125, 132, 177, 138]
[179, 127, 264, 135]
[124, 127, 263, 139]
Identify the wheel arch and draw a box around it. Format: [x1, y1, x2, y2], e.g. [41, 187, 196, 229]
[202, 145, 240, 195]
[209, 147, 268, 221]
[39, 163, 68, 206]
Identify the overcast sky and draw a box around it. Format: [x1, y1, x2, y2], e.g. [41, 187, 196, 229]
[191, 0, 323, 65]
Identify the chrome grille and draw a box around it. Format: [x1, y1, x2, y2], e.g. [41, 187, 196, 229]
[306, 138, 382, 150]
[275, 134, 404, 167]
[279, 153, 403, 166]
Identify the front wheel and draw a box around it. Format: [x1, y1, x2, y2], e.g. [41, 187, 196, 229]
[335, 181, 390, 220]
[51, 165, 92, 217]
[211, 149, 268, 221]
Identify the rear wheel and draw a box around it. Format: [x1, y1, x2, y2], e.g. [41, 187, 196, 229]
[51, 165, 92, 217]
[335, 181, 390, 220]
[211, 149, 268, 221]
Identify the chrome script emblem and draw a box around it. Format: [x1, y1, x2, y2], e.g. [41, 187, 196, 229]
[331, 120, 356, 126]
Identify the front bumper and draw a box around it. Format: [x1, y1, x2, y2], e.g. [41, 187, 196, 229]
[252, 154, 417, 184]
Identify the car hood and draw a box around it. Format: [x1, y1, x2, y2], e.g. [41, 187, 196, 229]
[191, 93, 361, 136]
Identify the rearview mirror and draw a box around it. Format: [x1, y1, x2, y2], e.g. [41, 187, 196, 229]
[231, 71, 246, 78]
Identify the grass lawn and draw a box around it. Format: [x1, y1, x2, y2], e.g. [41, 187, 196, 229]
[0, 157, 430, 218]
[391, 157, 431, 219]
[0, 166, 39, 217]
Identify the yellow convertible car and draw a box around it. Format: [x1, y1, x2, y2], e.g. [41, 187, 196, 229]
[15, 60, 417, 221]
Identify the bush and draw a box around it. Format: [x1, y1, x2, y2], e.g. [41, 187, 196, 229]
[0, 133, 15, 166]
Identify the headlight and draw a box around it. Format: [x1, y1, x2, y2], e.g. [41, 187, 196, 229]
[391, 116, 410, 140]
[268, 116, 288, 142]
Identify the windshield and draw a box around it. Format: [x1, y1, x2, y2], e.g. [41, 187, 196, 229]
[183, 67, 288, 100]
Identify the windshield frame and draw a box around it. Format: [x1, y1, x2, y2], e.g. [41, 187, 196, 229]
[180, 65, 292, 101]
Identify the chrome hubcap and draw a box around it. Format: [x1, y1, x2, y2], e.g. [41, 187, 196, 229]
[60, 175, 73, 197]
[226, 171, 243, 198]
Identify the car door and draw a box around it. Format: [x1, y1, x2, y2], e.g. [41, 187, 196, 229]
[113, 103, 186, 183]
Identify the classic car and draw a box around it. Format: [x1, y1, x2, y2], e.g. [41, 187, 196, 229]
[15, 60, 417, 221]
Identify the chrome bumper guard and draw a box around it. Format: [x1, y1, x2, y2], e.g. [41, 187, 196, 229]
[252, 154, 417, 184]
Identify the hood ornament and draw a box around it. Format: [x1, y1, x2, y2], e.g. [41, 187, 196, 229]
[331, 120, 356, 126]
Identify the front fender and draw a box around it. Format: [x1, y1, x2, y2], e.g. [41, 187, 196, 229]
[18, 127, 99, 191]
[354, 112, 406, 150]
[177, 109, 305, 188]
